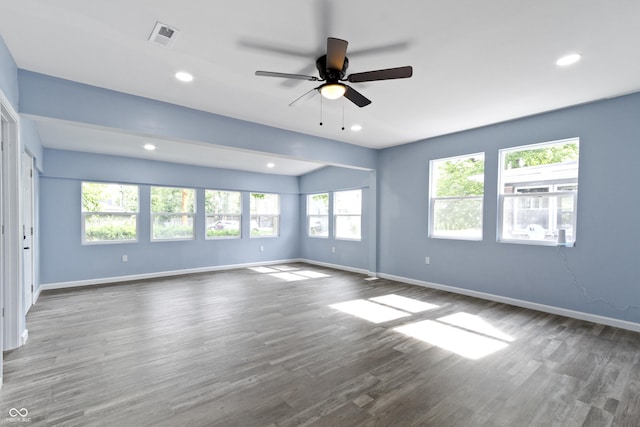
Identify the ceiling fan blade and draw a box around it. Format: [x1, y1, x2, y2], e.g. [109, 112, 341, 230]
[344, 85, 371, 108]
[326, 37, 348, 71]
[255, 71, 319, 81]
[280, 64, 319, 88]
[288, 87, 319, 107]
[347, 66, 413, 83]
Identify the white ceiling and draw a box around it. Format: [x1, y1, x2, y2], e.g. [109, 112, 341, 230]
[2, 0, 640, 174]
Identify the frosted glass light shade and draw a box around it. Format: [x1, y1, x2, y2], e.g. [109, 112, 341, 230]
[320, 83, 346, 100]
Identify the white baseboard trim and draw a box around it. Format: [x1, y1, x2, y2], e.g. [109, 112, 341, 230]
[298, 259, 370, 276]
[21, 329, 28, 346]
[39, 259, 371, 293]
[39, 259, 301, 292]
[377, 272, 640, 333]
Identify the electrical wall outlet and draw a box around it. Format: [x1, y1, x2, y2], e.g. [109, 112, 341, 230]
[332, 247, 336, 253]
[122, 255, 128, 263]
[260, 245, 264, 252]
[424, 256, 430, 265]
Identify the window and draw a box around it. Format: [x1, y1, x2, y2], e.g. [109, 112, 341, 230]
[205, 190, 241, 239]
[498, 138, 579, 245]
[250, 193, 279, 237]
[151, 186, 195, 240]
[429, 153, 484, 240]
[307, 193, 329, 238]
[334, 189, 361, 240]
[82, 182, 138, 244]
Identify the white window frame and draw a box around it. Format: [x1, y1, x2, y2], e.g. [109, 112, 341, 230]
[429, 153, 484, 241]
[205, 189, 242, 240]
[250, 192, 280, 238]
[498, 138, 579, 246]
[150, 186, 196, 241]
[81, 182, 139, 245]
[307, 193, 329, 238]
[334, 189, 362, 241]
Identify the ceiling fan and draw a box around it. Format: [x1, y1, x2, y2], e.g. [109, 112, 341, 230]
[255, 37, 413, 107]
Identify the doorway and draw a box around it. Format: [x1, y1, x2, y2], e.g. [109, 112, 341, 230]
[21, 151, 34, 314]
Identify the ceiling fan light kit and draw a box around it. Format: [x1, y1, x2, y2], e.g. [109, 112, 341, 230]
[319, 83, 346, 100]
[255, 37, 413, 108]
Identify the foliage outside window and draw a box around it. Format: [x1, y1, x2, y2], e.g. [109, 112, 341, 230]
[307, 193, 329, 238]
[429, 153, 484, 240]
[334, 189, 361, 240]
[250, 193, 280, 237]
[499, 138, 579, 245]
[82, 182, 138, 244]
[205, 190, 242, 239]
[151, 186, 195, 240]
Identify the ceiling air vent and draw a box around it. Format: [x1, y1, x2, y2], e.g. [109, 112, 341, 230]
[148, 22, 179, 48]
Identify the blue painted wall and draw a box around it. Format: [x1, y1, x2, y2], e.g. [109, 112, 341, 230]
[299, 166, 373, 271]
[40, 149, 300, 284]
[0, 35, 18, 108]
[20, 117, 44, 170]
[378, 92, 640, 324]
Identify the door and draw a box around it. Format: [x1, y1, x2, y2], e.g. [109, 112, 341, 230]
[21, 151, 34, 314]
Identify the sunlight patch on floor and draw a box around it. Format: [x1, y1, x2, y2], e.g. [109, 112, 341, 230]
[250, 266, 279, 273]
[270, 272, 308, 282]
[394, 319, 509, 360]
[249, 265, 331, 281]
[370, 294, 439, 313]
[271, 265, 299, 272]
[295, 270, 330, 279]
[437, 312, 515, 342]
[330, 300, 411, 324]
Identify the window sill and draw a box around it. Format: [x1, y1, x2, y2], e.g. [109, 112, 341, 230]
[499, 239, 575, 247]
[429, 235, 483, 242]
[82, 240, 138, 246]
[206, 236, 241, 240]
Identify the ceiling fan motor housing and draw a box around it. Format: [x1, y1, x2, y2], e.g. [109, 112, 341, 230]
[316, 55, 349, 82]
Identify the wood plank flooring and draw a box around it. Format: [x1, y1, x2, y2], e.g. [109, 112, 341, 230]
[1, 263, 640, 426]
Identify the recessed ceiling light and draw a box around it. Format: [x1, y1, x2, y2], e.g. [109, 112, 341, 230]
[350, 124, 363, 132]
[175, 71, 194, 82]
[267, 162, 275, 168]
[143, 143, 156, 151]
[556, 53, 582, 67]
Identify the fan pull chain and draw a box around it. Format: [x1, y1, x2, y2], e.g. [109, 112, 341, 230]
[342, 99, 345, 130]
[319, 96, 323, 126]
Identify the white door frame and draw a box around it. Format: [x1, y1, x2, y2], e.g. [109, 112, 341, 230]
[1, 88, 24, 367]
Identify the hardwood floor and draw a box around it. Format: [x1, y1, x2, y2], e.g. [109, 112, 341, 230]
[2, 263, 640, 426]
